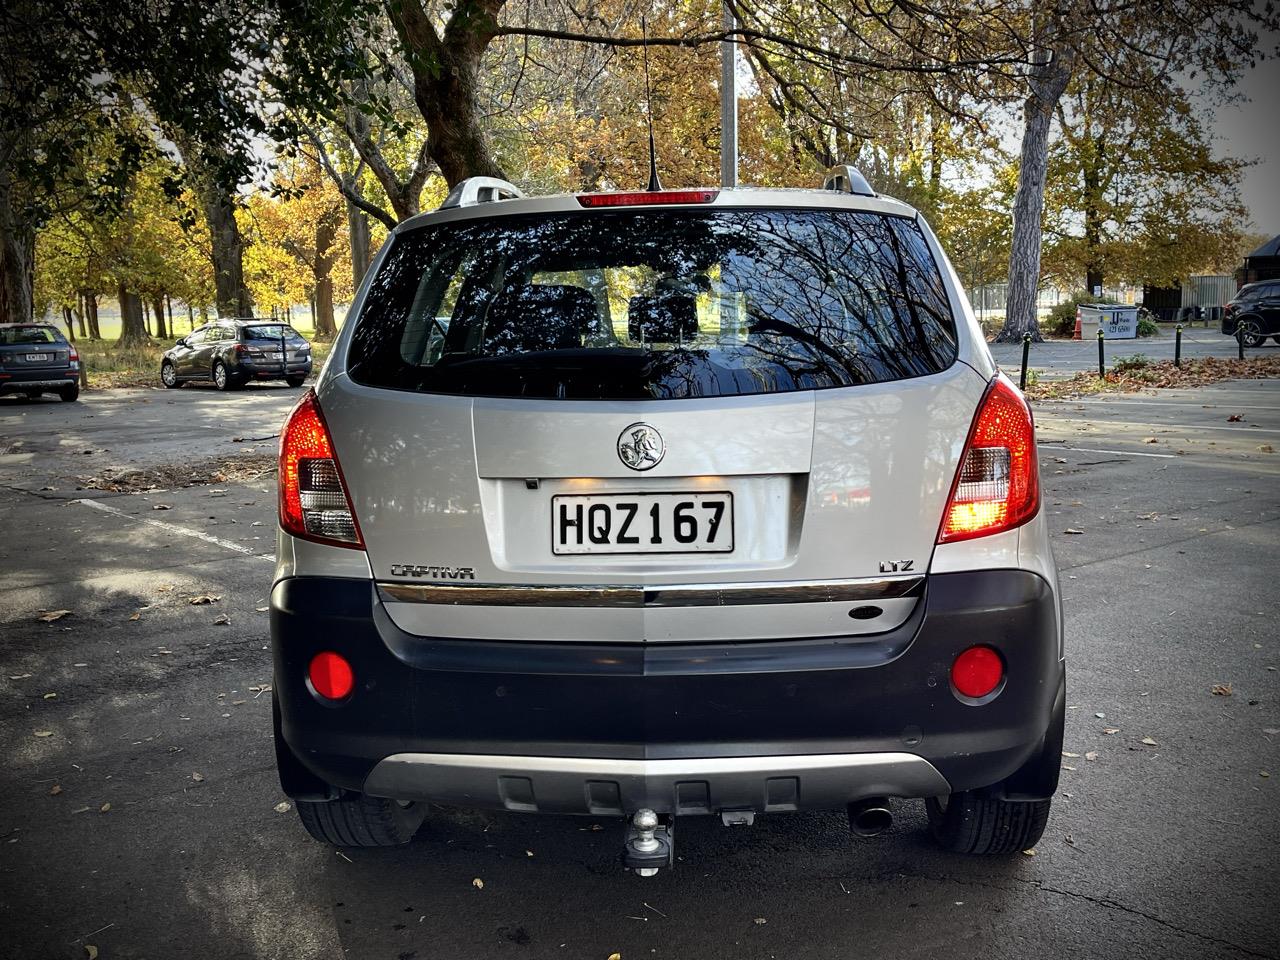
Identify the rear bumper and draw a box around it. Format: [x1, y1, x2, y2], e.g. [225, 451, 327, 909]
[271, 569, 1064, 814]
[235, 359, 312, 379]
[0, 372, 76, 392]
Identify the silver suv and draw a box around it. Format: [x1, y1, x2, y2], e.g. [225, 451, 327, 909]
[270, 169, 1064, 869]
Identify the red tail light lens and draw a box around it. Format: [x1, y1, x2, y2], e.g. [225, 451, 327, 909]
[278, 390, 364, 548]
[951, 645, 1004, 699]
[68, 346, 79, 362]
[938, 374, 1039, 542]
[308, 651, 354, 700]
[576, 189, 719, 208]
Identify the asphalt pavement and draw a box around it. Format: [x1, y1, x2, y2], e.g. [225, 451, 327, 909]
[1, 373, 1278, 960]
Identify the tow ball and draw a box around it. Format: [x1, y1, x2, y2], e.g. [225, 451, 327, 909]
[622, 809, 674, 877]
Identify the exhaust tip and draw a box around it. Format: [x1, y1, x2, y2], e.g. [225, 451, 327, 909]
[848, 798, 893, 837]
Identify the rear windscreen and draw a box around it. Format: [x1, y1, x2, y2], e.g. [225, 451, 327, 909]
[243, 324, 305, 342]
[0, 326, 61, 345]
[348, 208, 957, 400]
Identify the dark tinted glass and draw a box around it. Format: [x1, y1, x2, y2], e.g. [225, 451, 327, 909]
[348, 209, 957, 400]
[0, 325, 61, 345]
[243, 324, 306, 342]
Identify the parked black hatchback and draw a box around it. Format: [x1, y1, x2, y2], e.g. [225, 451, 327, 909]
[160, 319, 313, 390]
[0, 323, 80, 402]
[1222, 281, 1280, 347]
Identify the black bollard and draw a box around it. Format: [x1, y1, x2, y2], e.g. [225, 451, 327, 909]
[1175, 324, 1182, 368]
[1097, 328, 1105, 378]
[1020, 332, 1031, 390]
[1238, 325, 1245, 360]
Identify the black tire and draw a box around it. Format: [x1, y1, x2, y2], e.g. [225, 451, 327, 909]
[212, 360, 237, 391]
[58, 383, 79, 403]
[1272, 335, 1280, 345]
[1237, 318, 1266, 348]
[296, 795, 425, 847]
[160, 361, 181, 388]
[285, 374, 307, 387]
[23, 390, 42, 399]
[926, 793, 1051, 855]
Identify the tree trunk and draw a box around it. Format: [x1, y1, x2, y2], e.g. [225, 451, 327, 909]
[200, 185, 253, 317]
[85, 291, 100, 338]
[0, 165, 35, 324]
[347, 196, 371, 289]
[187, 304, 195, 331]
[62, 305, 76, 341]
[312, 207, 341, 338]
[166, 294, 174, 334]
[998, 41, 1076, 344]
[117, 285, 148, 347]
[152, 295, 168, 340]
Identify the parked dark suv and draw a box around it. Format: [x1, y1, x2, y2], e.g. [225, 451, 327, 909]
[0, 323, 80, 402]
[1222, 281, 1280, 347]
[160, 319, 313, 390]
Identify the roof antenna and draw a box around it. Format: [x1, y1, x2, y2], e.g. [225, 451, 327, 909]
[641, 15, 663, 191]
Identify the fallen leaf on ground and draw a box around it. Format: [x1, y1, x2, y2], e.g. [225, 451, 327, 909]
[1262, 771, 1271, 778]
[754, 917, 768, 924]
[213, 614, 230, 625]
[129, 612, 141, 621]
[1211, 683, 1233, 696]
[192, 772, 205, 782]
[43, 692, 56, 700]
[1085, 751, 1099, 761]
[274, 801, 292, 813]
[49, 785, 62, 796]
[152, 504, 171, 511]
[1021, 849, 1035, 857]
[188, 595, 221, 605]
[99, 803, 111, 813]
[85, 946, 98, 959]
[37, 610, 71, 622]
[1102, 727, 1120, 735]
[1064, 528, 1085, 535]
[1227, 414, 1244, 422]
[608, 954, 622, 960]
[1264, 728, 1280, 736]
[1062, 751, 1080, 758]
[1260, 444, 1275, 453]
[472, 878, 484, 890]
[1143, 437, 1159, 444]
[9, 673, 32, 680]
[1141, 737, 1158, 746]
[33, 730, 53, 738]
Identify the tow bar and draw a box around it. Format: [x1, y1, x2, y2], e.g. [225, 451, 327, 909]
[622, 809, 674, 877]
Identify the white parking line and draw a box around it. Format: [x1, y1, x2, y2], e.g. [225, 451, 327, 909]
[1043, 398, 1280, 412]
[74, 498, 274, 562]
[1044, 446, 1176, 460]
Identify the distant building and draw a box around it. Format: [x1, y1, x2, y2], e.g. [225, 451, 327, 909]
[1240, 235, 1280, 285]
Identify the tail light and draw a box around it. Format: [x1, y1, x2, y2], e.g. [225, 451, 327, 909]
[278, 390, 364, 549]
[67, 346, 79, 362]
[576, 189, 719, 207]
[938, 373, 1039, 543]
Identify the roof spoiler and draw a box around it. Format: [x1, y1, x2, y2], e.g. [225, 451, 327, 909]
[439, 176, 526, 210]
[822, 164, 876, 198]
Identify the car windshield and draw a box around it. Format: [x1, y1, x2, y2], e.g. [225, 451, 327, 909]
[348, 208, 957, 400]
[0, 326, 61, 345]
[243, 324, 305, 342]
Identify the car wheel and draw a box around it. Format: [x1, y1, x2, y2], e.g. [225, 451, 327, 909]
[58, 383, 79, 403]
[160, 361, 181, 388]
[1237, 318, 1265, 348]
[925, 793, 1051, 855]
[286, 375, 307, 388]
[296, 795, 425, 847]
[213, 361, 235, 391]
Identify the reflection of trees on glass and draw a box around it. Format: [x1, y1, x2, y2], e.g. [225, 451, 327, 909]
[349, 209, 958, 400]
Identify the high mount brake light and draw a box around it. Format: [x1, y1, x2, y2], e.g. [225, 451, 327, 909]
[938, 374, 1039, 543]
[576, 189, 719, 208]
[278, 390, 364, 549]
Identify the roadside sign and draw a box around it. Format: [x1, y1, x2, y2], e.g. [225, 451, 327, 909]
[1078, 304, 1138, 340]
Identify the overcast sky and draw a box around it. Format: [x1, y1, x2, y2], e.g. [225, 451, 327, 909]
[1210, 56, 1280, 240]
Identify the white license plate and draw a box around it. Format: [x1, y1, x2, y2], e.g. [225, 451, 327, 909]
[552, 493, 734, 555]
[25, 353, 50, 362]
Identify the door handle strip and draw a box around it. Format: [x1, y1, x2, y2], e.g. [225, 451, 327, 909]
[377, 575, 924, 608]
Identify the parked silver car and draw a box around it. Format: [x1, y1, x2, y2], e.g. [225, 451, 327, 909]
[270, 169, 1064, 869]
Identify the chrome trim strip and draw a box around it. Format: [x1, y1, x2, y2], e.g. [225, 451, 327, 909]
[377, 575, 923, 608]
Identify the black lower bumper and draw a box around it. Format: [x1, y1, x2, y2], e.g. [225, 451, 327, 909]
[272, 570, 1064, 808]
[0, 371, 76, 393]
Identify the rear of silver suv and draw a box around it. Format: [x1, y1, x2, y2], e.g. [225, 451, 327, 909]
[270, 174, 1064, 865]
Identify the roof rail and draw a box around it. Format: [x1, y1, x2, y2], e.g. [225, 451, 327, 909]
[439, 176, 526, 210]
[822, 164, 876, 198]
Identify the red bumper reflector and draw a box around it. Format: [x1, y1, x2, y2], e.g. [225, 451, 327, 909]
[308, 651, 354, 700]
[576, 189, 719, 208]
[951, 645, 1004, 699]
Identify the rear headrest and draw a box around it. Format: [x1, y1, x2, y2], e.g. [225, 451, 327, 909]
[628, 292, 698, 344]
[482, 283, 598, 354]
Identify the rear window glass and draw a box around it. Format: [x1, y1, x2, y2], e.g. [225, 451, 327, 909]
[243, 324, 305, 342]
[1, 326, 61, 345]
[348, 208, 956, 400]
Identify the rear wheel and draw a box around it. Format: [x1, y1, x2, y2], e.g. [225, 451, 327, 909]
[58, 383, 79, 403]
[160, 361, 180, 388]
[213, 361, 236, 391]
[296, 795, 425, 847]
[926, 793, 1051, 854]
[1237, 318, 1265, 348]
[286, 374, 307, 387]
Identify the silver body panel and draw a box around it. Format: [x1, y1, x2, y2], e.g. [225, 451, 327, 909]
[362, 751, 952, 815]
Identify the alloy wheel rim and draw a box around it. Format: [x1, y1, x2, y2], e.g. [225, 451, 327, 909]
[215, 365, 226, 387]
